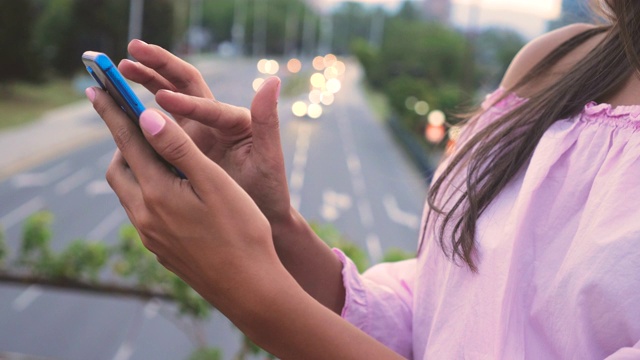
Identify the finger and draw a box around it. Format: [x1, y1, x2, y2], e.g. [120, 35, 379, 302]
[106, 150, 144, 212]
[155, 89, 250, 132]
[127, 39, 213, 98]
[138, 109, 219, 187]
[250, 77, 285, 162]
[119, 58, 177, 95]
[86, 87, 165, 179]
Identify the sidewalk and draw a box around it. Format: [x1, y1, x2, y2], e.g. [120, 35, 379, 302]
[0, 99, 110, 181]
[0, 55, 236, 182]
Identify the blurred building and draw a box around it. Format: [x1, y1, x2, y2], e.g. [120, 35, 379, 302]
[548, 0, 593, 30]
[423, 0, 452, 23]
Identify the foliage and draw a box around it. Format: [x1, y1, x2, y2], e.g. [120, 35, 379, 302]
[352, 6, 525, 152]
[5, 210, 415, 358]
[0, 0, 44, 82]
[310, 222, 369, 273]
[187, 347, 223, 360]
[382, 247, 414, 263]
[54, 239, 109, 282]
[0, 226, 7, 267]
[31, 0, 177, 77]
[19, 210, 54, 269]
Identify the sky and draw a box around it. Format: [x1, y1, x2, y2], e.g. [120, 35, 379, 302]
[316, 0, 563, 39]
[318, 0, 561, 18]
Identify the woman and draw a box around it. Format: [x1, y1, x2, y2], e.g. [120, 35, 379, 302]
[86, 0, 640, 358]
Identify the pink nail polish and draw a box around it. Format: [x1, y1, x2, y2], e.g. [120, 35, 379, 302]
[140, 110, 166, 136]
[85, 87, 96, 103]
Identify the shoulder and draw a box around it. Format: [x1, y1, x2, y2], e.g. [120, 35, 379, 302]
[500, 23, 600, 95]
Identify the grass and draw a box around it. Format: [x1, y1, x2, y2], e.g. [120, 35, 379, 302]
[0, 79, 84, 130]
[361, 81, 391, 122]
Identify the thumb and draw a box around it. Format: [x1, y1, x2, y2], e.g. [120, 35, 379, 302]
[250, 76, 283, 160]
[139, 109, 210, 183]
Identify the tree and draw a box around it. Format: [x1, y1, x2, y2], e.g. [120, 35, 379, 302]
[0, 0, 44, 82]
[32, 0, 178, 77]
[1, 210, 408, 358]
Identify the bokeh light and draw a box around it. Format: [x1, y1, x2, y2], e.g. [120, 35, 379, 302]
[312, 56, 325, 71]
[323, 53, 337, 68]
[252, 78, 265, 92]
[309, 89, 322, 104]
[257, 59, 279, 74]
[321, 91, 335, 106]
[426, 124, 446, 143]
[292, 101, 308, 117]
[307, 103, 323, 119]
[310, 73, 326, 88]
[326, 78, 341, 93]
[414, 101, 429, 116]
[287, 58, 302, 73]
[428, 110, 446, 126]
[405, 96, 418, 110]
[324, 66, 339, 80]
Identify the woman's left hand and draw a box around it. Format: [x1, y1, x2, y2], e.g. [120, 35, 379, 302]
[86, 85, 278, 307]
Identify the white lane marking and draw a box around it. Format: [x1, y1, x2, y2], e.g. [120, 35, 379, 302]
[86, 208, 127, 241]
[54, 168, 92, 195]
[366, 233, 383, 264]
[143, 298, 161, 319]
[111, 299, 157, 360]
[336, 110, 384, 263]
[11, 162, 70, 188]
[383, 194, 420, 230]
[289, 124, 313, 211]
[320, 189, 352, 222]
[357, 200, 374, 228]
[86, 180, 113, 197]
[112, 343, 134, 360]
[12, 285, 43, 312]
[0, 196, 46, 230]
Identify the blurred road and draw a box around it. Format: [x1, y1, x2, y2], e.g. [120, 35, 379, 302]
[0, 55, 428, 359]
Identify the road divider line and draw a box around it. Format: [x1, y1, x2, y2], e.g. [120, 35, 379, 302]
[0, 196, 45, 231]
[12, 285, 43, 312]
[289, 124, 313, 211]
[11, 161, 71, 188]
[54, 168, 92, 195]
[366, 233, 383, 264]
[86, 208, 127, 241]
[383, 194, 420, 230]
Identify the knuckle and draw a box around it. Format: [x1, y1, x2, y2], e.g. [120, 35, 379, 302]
[141, 186, 164, 206]
[105, 166, 116, 187]
[160, 136, 193, 164]
[113, 126, 134, 152]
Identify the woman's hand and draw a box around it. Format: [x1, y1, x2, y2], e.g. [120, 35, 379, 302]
[119, 40, 291, 226]
[118, 40, 346, 313]
[86, 86, 404, 360]
[87, 85, 278, 306]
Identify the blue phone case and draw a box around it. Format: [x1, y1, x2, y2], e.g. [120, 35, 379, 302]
[82, 51, 145, 123]
[81, 51, 186, 179]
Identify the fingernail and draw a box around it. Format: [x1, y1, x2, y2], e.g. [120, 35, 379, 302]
[85, 87, 96, 103]
[134, 39, 148, 45]
[140, 110, 166, 136]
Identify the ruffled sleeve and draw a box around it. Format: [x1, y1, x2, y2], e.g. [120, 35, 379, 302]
[334, 249, 416, 359]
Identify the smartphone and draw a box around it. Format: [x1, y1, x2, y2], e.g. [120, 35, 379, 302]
[82, 51, 185, 178]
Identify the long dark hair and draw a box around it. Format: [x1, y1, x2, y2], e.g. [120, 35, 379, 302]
[425, 0, 640, 272]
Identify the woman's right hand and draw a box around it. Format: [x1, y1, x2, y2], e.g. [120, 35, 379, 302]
[118, 40, 292, 226]
[119, 40, 347, 314]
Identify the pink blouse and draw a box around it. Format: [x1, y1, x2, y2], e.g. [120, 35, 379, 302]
[336, 88, 640, 359]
